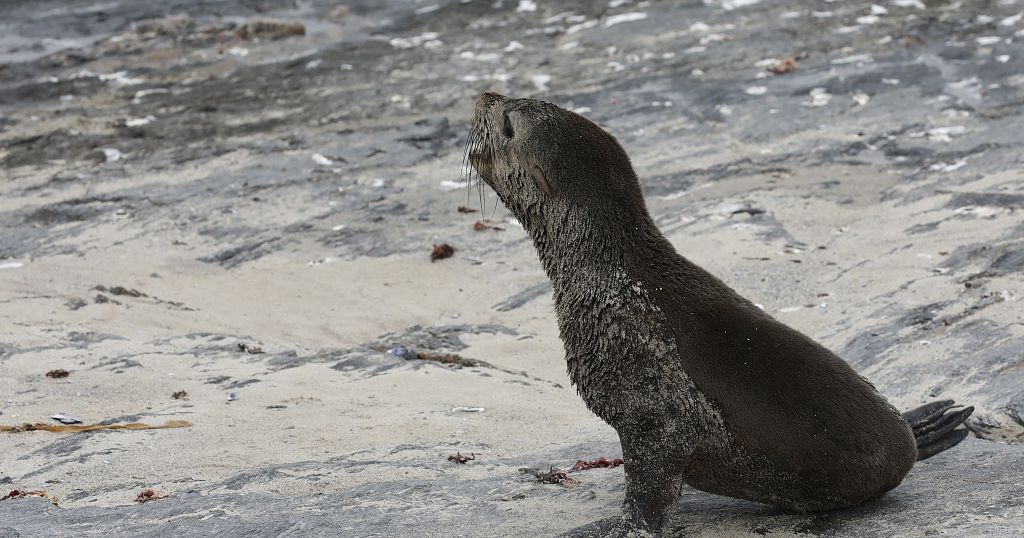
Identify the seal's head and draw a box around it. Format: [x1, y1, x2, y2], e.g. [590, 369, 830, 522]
[467, 93, 650, 245]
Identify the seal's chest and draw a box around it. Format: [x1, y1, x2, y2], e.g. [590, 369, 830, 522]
[555, 282, 682, 405]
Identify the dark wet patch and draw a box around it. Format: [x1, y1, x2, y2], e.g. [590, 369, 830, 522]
[985, 248, 1024, 276]
[947, 192, 1024, 209]
[643, 157, 795, 196]
[226, 378, 260, 389]
[264, 351, 302, 370]
[64, 297, 88, 310]
[371, 324, 516, 353]
[316, 227, 407, 260]
[330, 353, 406, 377]
[24, 202, 104, 226]
[90, 357, 143, 373]
[21, 435, 90, 459]
[905, 222, 940, 235]
[0, 130, 121, 169]
[942, 237, 1024, 278]
[67, 331, 128, 348]
[398, 117, 457, 155]
[262, 324, 519, 375]
[493, 282, 552, 312]
[198, 237, 284, 268]
[843, 301, 952, 370]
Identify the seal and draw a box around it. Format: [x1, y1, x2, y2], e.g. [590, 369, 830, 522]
[467, 92, 973, 532]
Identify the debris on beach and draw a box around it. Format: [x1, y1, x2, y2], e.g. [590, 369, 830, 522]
[2, 489, 59, 506]
[440, 180, 469, 191]
[473, 220, 505, 231]
[94, 285, 145, 298]
[766, 52, 807, 75]
[237, 343, 264, 354]
[803, 87, 832, 107]
[450, 406, 485, 413]
[227, 392, 239, 401]
[431, 243, 455, 262]
[447, 452, 477, 464]
[171, 390, 188, 400]
[65, 297, 88, 309]
[519, 457, 623, 487]
[134, 488, 168, 503]
[416, 351, 485, 368]
[457, 205, 478, 213]
[386, 346, 418, 360]
[99, 148, 123, 163]
[51, 413, 82, 425]
[233, 20, 306, 41]
[1, 420, 191, 434]
[384, 346, 531, 380]
[569, 457, 624, 472]
[45, 369, 70, 379]
[522, 467, 579, 487]
[728, 206, 766, 217]
[311, 153, 334, 166]
[88, 285, 190, 310]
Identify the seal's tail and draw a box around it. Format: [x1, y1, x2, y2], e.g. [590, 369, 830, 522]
[902, 400, 974, 461]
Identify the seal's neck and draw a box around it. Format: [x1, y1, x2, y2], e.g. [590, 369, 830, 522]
[524, 202, 662, 290]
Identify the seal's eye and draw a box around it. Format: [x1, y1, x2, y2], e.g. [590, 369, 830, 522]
[502, 113, 514, 139]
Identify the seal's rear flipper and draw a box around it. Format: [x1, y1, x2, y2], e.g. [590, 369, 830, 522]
[902, 400, 974, 461]
[915, 428, 969, 461]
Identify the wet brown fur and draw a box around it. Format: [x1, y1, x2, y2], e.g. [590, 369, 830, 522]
[468, 92, 917, 531]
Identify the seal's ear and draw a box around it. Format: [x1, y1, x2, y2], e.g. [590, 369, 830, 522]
[530, 163, 553, 196]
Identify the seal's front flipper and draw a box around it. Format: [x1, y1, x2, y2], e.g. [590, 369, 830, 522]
[902, 400, 974, 461]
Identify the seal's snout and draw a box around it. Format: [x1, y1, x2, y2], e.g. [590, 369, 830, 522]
[469, 92, 506, 187]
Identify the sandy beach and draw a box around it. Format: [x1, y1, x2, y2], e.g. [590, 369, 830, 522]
[2, 0, 1023, 535]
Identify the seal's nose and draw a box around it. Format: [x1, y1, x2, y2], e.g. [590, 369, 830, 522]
[475, 92, 508, 111]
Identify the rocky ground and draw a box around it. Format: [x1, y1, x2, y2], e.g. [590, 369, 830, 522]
[1, 0, 1023, 536]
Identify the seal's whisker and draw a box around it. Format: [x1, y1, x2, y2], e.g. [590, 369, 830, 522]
[461, 127, 476, 201]
[468, 130, 483, 204]
[465, 129, 479, 175]
[489, 190, 499, 221]
[477, 162, 485, 213]
[463, 127, 486, 212]
[468, 130, 482, 176]
[460, 129, 472, 184]
[480, 137, 488, 212]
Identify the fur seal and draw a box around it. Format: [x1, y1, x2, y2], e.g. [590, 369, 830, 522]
[467, 92, 973, 532]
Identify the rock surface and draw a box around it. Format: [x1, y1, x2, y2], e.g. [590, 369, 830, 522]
[1, 0, 1022, 536]
[1, 438, 1022, 537]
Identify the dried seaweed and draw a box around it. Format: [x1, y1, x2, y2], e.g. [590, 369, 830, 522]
[447, 452, 477, 464]
[135, 488, 168, 503]
[237, 343, 264, 354]
[431, 243, 455, 262]
[1, 489, 59, 506]
[1, 419, 191, 433]
[523, 467, 579, 486]
[569, 457, 624, 472]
